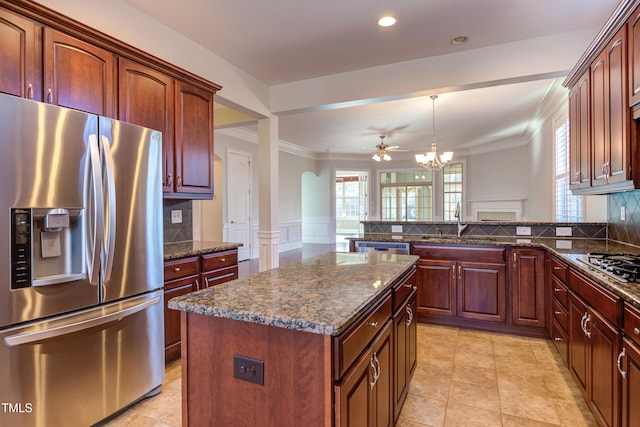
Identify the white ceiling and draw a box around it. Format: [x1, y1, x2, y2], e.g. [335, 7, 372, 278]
[124, 0, 620, 157]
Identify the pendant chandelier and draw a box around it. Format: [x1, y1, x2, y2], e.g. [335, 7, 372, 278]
[372, 135, 392, 161]
[415, 95, 453, 170]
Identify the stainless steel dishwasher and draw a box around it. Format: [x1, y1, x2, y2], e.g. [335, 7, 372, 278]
[354, 240, 410, 254]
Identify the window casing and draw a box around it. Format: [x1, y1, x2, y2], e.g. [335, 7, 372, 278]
[554, 117, 583, 222]
[336, 177, 360, 218]
[443, 163, 463, 221]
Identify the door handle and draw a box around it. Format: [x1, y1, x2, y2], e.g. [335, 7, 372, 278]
[4, 296, 160, 346]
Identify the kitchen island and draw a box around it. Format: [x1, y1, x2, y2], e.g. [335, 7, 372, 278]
[168, 251, 419, 427]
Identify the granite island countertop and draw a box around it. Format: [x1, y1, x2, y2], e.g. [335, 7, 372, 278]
[164, 240, 243, 260]
[168, 252, 419, 335]
[350, 233, 640, 310]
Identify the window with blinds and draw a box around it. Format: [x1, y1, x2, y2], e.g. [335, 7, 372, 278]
[554, 117, 583, 222]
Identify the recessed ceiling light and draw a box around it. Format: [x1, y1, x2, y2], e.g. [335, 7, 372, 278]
[378, 16, 397, 27]
[451, 36, 469, 45]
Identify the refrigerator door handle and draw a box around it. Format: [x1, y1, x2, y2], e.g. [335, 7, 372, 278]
[101, 134, 117, 284]
[87, 133, 104, 286]
[3, 296, 160, 347]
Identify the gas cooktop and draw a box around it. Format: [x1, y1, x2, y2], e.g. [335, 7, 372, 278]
[577, 253, 640, 283]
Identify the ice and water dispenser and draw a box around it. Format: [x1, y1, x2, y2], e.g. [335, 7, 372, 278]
[10, 208, 85, 289]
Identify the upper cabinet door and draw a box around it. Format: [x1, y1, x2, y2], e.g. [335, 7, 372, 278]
[43, 28, 116, 116]
[118, 58, 174, 193]
[174, 81, 214, 197]
[569, 71, 591, 190]
[628, 7, 640, 106]
[606, 26, 630, 184]
[0, 8, 38, 100]
[590, 50, 609, 188]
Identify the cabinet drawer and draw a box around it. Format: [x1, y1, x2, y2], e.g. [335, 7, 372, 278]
[164, 257, 199, 281]
[393, 268, 416, 312]
[552, 297, 568, 332]
[201, 250, 237, 271]
[569, 269, 621, 326]
[624, 304, 640, 347]
[550, 256, 568, 283]
[412, 245, 505, 263]
[551, 318, 569, 365]
[334, 293, 392, 380]
[551, 277, 569, 309]
[202, 266, 238, 288]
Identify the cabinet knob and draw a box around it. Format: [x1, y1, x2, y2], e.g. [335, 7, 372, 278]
[634, 327, 640, 336]
[554, 337, 563, 342]
[553, 266, 563, 270]
[367, 321, 379, 328]
[554, 311, 562, 315]
[553, 288, 563, 292]
[174, 267, 181, 272]
[220, 258, 226, 262]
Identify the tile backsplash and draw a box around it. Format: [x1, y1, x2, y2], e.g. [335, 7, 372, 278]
[608, 190, 640, 246]
[163, 199, 193, 243]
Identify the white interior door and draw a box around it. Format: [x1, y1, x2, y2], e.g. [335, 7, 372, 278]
[227, 151, 252, 261]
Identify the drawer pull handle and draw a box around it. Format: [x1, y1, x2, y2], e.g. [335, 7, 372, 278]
[554, 337, 563, 342]
[220, 258, 226, 262]
[635, 328, 640, 336]
[554, 311, 562, 315]
[553, 288, 564, 292]
[368, 321, 379, 328]
[617, 348, 627, 379]
[406, 306, 414, 326]
[369, 355, 379, 389]
[404, 282, 413, 288]
[553, 266, 563, 270]
[174, 267, 181, 272]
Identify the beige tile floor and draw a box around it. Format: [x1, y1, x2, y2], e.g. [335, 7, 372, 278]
[101, 323, 598, 427]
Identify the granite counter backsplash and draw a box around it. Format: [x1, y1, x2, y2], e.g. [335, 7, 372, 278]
[168, 252, 418, 335]
[164, 240, 243, 260]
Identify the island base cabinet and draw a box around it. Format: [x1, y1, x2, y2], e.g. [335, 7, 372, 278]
[336, 320, 393, 427]
[181, 312, 332, 427]
[393, 289, 417, 422]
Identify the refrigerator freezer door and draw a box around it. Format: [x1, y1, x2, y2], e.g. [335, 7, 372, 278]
[0, 291, 164, 427]
[99, 117, 163, 302]
[0, 93, 100, 328]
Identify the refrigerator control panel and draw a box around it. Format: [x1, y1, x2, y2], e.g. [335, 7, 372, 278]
[11, 208, 32, 289]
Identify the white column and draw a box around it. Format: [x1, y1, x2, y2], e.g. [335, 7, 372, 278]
[257, 116, 280, 271]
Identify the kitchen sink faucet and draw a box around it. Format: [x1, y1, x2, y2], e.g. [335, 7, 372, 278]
[454, 202, 468, 237]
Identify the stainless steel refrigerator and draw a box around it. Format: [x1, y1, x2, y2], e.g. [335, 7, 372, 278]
[0, 93, 164, 427]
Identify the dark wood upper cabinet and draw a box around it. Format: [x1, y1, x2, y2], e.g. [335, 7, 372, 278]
[174, 81, 214, 196]
[569, 71, 591, 189]
[628, 6, 640, 106]
[0, 8, 38, 99]
[118, 58, 175, 193]
[43, 27, 115, 116]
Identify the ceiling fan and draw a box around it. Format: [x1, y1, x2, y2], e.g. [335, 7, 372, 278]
[363, 125, 410, 138]
[371, 135, 405, 161]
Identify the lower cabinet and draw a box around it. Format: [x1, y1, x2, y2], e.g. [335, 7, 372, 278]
[413, 245, 506, 327]
[621, 305, 640, 427]
[336, 320, 393, 427]
[163, 257, 199, 363]
[163, 249, 238, 363]
[509, 248, 546, 328]
[393, 288, 417, 422]
[568, 270, 622, 427]
[620, 338, 640, 427]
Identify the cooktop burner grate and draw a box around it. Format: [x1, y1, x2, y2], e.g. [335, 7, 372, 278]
[584, 253, 640, 283]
